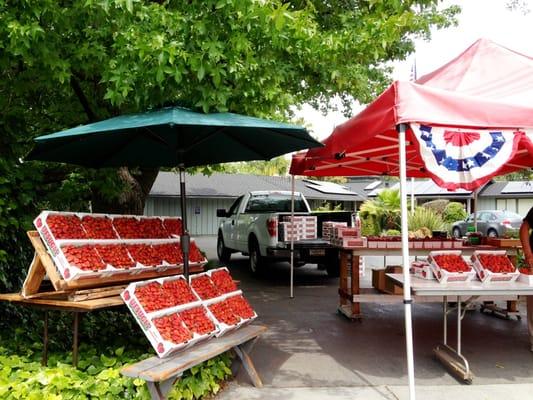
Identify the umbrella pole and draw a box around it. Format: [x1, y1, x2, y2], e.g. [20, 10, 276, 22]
[290, 174, 295, 299]
[179, 167, 191, 280]
[398, 123, 416, 400]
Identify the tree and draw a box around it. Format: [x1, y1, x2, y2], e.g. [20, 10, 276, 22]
[0, 1, 459, 289]
[225, 156, 289, 176]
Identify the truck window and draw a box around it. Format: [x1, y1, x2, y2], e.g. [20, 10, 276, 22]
[227, 196, 244, 216]
[245, 194, 308, 213]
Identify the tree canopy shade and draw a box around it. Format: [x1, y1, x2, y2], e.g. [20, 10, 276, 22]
[0, 0, 458, 290]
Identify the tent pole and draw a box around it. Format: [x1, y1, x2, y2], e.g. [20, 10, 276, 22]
[410, 178, 415, 212]
[473, 188, 478, 232]
[398, 123, 416, 400]
[290, 174, 295, 299]
[179, 166, 190, 280]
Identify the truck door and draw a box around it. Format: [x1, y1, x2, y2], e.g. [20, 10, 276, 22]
[221, 196, 243, 249]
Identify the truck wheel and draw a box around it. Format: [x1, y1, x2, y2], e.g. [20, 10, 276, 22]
[249, 240, 264, 275]
[217, 234, 231, 263]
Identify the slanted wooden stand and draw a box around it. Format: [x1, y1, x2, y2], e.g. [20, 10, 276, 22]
[0, 231, 204, 367]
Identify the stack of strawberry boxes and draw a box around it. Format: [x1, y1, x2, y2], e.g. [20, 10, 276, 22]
[330, 226, 366, 248]
[33, 211, 206, 282]
[279, 216, 317, 241]
[322, 221, 347, 241]
[121, 268, 257, 357]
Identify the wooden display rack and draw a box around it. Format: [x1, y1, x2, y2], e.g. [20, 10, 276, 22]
[0, 231, 204, 367]
[337, 248, 362, 320]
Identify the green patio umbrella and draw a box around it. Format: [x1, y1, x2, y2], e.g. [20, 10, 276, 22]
[27, 106, 322, 278]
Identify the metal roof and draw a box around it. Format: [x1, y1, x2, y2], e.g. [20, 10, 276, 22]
[149, 172, 365, 202]
[478, 181, 533, 198]
[367, 180, 472, 198]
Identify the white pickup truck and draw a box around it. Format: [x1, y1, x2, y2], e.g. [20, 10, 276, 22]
[216, 191, 351, 276]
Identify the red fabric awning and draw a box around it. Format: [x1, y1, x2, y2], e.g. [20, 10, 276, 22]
[290, 39, 533, 190]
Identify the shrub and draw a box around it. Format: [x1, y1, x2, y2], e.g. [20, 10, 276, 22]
[385, 229, 400, 236]
[442, 202, 467, 223]
[408, 207, 445, 232]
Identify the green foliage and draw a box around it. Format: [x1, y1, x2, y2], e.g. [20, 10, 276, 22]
[408, 206, 445, 232]
[361, 215, 379, 236]
[0, 311, 232, 400]
[314, 202, 343, 212]
[385, 229, 400, 236]
[360, 189, 401, 232]
[0, 342, 232, 400]
[442, 201, 467, 223]
[225, 156, 289, 176]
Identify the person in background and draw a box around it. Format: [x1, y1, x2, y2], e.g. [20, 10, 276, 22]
[519, 209, 533, 351]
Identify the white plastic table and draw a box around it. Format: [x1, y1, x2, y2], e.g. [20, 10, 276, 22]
[388, 273, 533, 383]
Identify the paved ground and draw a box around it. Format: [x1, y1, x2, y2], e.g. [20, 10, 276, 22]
[194, 236, 533, 399]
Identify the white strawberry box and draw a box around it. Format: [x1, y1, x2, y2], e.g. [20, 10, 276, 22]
[428, 251, 476, 284]
[410, 261, 434, 280]
[518, 272, 533, 285]
[204, 291, 257, 337]
[471, 250, 520, 283]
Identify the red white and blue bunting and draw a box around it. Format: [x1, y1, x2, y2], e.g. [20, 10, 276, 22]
[410, 123, 523, 190]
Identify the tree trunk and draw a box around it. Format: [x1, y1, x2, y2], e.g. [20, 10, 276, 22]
[91, 167, 159, 215]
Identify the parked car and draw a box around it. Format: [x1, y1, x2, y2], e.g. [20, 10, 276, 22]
[216, 191, 351, 276]
[451, 210, 522, 238]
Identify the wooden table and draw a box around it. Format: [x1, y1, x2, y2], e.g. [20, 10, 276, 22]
[337, 245, 519, 320]
[122, 324, 267, 400]
[0, 293, 124, 367]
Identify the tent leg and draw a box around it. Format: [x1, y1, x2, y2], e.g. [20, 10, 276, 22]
[290, 174, 295, 299]
[398, 123, 416, 400]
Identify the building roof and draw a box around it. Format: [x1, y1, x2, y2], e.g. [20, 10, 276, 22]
[478, 181, 533, 198]
[150, 172, 365, 202]
[366, 179, 472, 198]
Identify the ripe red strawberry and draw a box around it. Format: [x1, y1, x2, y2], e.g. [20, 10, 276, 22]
[81, 216, 118, 239]
[113, 217, 142, 239]
[126, 244, 163, 267]
[226, 295, 255, 319]
[188, 241, 205, 263]
[190, 275, 221, 300]
[433, 254, 471, 272]
[95, 244, 135, 269]
[161, 279, 197, 305]
[153, 313, 192, 344]
[179, 307, 216, 335]
[163, 218, 183, 236]
[47, 214, 87, 239]
[478, 254, 515, 273]
[210, 269, 237, 293]
[62, 245, 106, 271]
[208, 301, 240, 326]
[139, 218, 169, 238]
[152, 243, 183, 265]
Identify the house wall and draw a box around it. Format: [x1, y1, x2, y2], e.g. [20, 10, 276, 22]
[477, 197, 533, 217]
[144, 196, 234, 235]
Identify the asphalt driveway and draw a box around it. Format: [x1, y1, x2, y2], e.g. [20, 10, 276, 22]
[194, 236, 533, 399]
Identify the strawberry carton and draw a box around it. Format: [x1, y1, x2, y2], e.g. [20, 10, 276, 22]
[190, 272, 224, 300]
[204, 291, 257, 336]
[471, 250, 519, 283]
[225, 293, 258, 328]
[144, 304, 218, 358]
[162, 217, 184, 237]
[123, 275, 201, 315]
[410, 260, 434, 280]
[428, 251, 476, 283]
[208, 267, 239, 295]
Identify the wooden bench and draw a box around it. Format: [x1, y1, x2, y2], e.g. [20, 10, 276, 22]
[121, 324, 267, 400]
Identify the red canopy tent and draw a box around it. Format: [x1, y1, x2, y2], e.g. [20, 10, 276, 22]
[289, 39, 533, 399]
[290, 39, 533, 190]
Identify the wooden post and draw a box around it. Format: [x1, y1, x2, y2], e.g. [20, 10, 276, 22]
[73, 312, 81, 367]
[351, 251, 361, 316]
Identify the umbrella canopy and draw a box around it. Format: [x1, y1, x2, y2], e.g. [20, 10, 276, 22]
[28, 106, 321, 168]
[290, 39, 533, 191]
[28, 106, 321, 279]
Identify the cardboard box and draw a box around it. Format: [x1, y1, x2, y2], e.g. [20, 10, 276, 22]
[372, 266, 402, 293]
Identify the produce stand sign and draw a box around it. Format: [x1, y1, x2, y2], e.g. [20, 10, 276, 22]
[121, 267, 257, 357]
